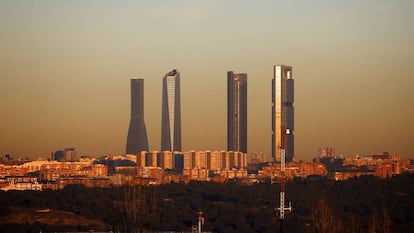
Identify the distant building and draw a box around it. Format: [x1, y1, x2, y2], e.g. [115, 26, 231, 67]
[161, 69, 181, 152]
[174, 153, 184, 169]
[214, 169, 248, 179]
[135, 150, 247, 173]
[208, 151, 224, 171]
[146, 151, 158, 167]
[272, 65, 294, 162]
[227, 71, 247, 153]
[318, 147, 336, 157]
[258, 162, 327, 179]
[53, 148, 78, 162]
[39, 162, 107, 181]
[193, 151, 208, 169]
[183, 168, 209, 181]
[115, 166, 137, 176]
[311, 151, 414, 180]
[0, 164, 29, 177]
[1, 177, 42, 191]
[137, 166, 164, 185]
[126, 78, 149, 154]
[182, 151, 193, 169]
[136, 151, 147, 167]
[315, 156, 344, 173]
[372, 152, 391, 160]
[158, 151, 174, 169]
[250, 152, 266, 164]
[248, 152, 266, 171]
[55, 176, 112, 189]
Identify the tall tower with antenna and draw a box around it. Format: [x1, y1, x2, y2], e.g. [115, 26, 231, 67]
[272, 65, 294, 162]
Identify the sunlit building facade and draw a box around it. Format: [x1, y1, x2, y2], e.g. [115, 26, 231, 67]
[161, 69, 181, 151]
[146, 151, 158, 167]
[208, 151, 223, 171]
[136, 151, 147, 167]
[272, 65, 294, 162]
[227, 71, 247, 153]
[158, 151, 174, 169]
[194, 151, 208, 169]
[126, 78, 149, 154]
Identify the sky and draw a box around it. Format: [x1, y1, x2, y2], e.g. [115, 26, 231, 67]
[1, 0, 413, 161]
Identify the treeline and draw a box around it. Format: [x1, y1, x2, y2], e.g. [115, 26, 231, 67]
[0, 174, 413, 233]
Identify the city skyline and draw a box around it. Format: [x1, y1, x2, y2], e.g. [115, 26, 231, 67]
[1, 1, 413, 160]
[227, 71, 247, 154]
[125, 78, 148, 154]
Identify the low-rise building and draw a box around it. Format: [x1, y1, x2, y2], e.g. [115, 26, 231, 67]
[40, 162, 108, 181]
[183, 168, 209, 181]
[0, 177, 42, 191]
[258, 162, 327, 180]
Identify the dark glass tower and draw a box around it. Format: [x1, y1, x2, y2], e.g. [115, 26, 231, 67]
[227, 71, 247, 153]
[272, 65, 294, 162]
[126, 78, 149, 154]
[161, 69, 181, 152]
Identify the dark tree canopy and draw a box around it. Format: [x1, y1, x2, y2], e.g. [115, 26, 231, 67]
[0, 174, 413, 233]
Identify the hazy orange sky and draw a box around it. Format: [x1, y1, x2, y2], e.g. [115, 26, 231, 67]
[1, 1, 413, 161]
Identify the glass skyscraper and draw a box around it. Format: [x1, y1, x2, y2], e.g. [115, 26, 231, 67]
[272, 65, 294, 162]
[227, 71, 247, 153]
[126, 78, 149, 154]
[161, 69, 181, 152]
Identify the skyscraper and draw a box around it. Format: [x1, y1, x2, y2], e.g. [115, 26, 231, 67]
[126, 78, 149, 154]
[161, 69, 181, 152]
[227, 71, 247, 153]
[272, 65, 294, 162]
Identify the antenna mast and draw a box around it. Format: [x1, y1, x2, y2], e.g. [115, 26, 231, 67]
[277, 129, 292, 233]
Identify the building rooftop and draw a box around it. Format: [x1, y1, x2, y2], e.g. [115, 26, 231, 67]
[166, 69, 178, 76]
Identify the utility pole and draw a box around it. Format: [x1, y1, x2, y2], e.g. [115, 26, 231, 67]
[277, 129, 292, 233]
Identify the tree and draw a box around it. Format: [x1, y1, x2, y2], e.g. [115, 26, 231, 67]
[369, 208, 392, 233]
[310, 198, 342, 233]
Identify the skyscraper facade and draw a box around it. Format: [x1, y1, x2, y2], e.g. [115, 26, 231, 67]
[227, 71, 247, 153]
[161, 69, 181, 152]
[272, 65, 294, 162]
[126, 78, 149, 154]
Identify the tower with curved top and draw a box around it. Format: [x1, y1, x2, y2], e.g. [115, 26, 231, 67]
[161, 69, 181, 152]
